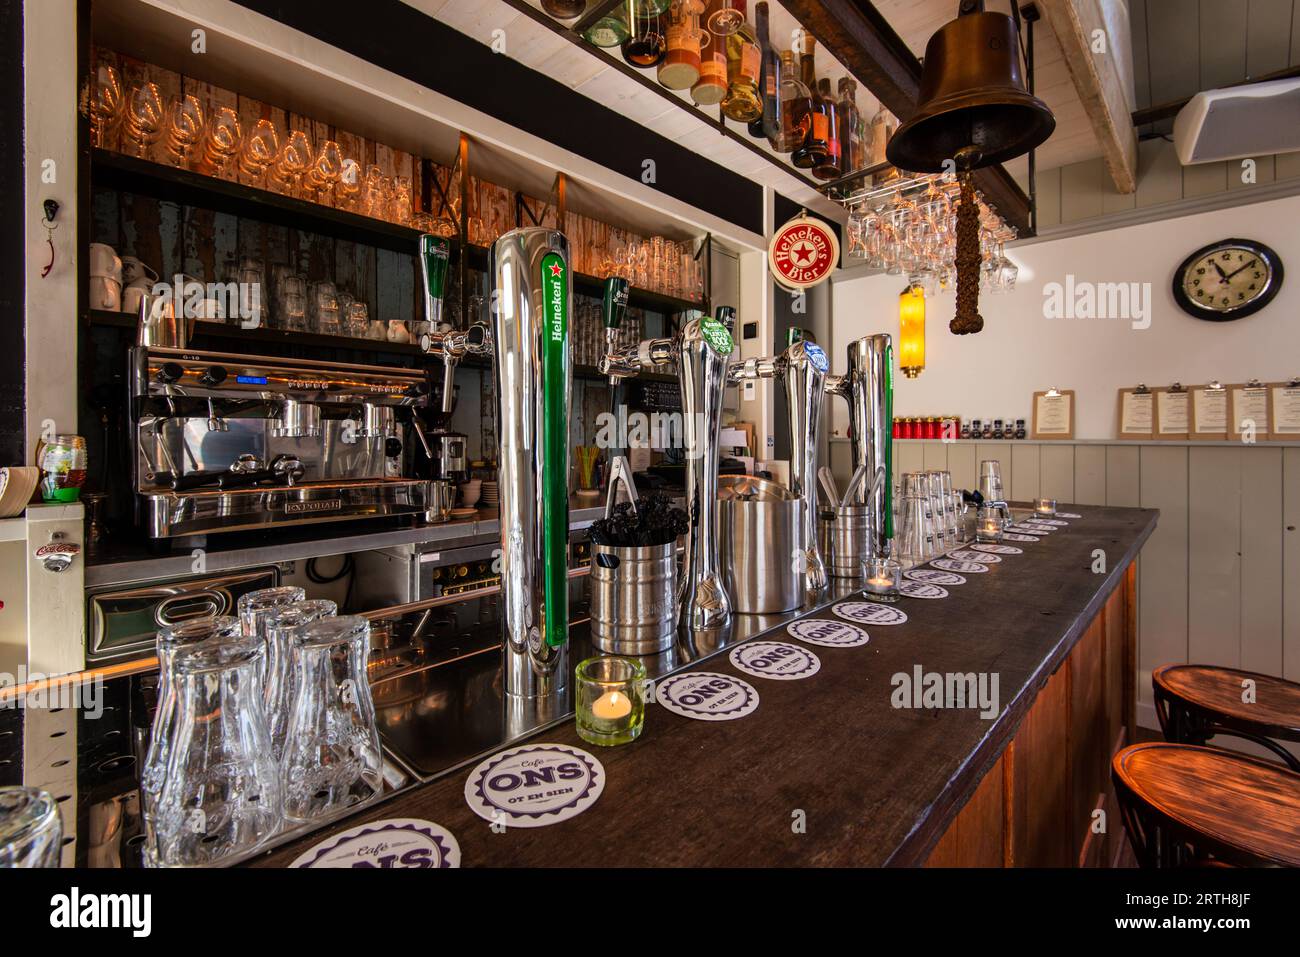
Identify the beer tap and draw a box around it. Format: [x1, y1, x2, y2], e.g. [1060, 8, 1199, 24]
[417, 234, 492, 408]
[601, 307, 736, 631]
[727, 337, 831, 593]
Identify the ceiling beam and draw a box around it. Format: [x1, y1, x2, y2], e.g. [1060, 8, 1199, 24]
[1038, 0, 1137, 194]
[776, 0, 1033, 234]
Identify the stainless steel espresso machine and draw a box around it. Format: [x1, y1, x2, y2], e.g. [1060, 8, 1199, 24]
[129, 346, 434, 538]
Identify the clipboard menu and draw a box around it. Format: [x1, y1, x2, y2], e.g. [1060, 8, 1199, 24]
[1189, 384, 1229, 440]
[1117, 388, 1154, 439]
[1032, 390, 1075, 440]
[1269, 382, 1300, 440]
[1228, 383, 1271, 441]
[1152, 387, 1190, 440]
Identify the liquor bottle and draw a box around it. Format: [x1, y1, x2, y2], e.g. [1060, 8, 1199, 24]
[774, 49, 809, 153]
[790, 34, 827, 169]
[720, 2, 761, 123]
[812, 78, 840, 180]
[836, 77, 864, 173]
[692, 41, 728, 104]
[659, 0, 705, 90]
[747, 2, 781, 142]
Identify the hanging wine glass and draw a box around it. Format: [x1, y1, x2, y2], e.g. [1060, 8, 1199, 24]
[237, 118, 279, 187]
[163, 95, 205, 168]
[268, 129, 312, 197]
[304, 139, 344, 201]
[123, 83, 165, 159]
[200, 107, 243, 176]
[704, 0, 743, 35]
[86, 64, 123, 148]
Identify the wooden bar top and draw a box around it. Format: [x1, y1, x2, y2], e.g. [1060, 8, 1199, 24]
[254, 504, 1158, 868]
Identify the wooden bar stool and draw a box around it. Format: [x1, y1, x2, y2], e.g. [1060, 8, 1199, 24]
[1153, 664, 1300, 772]
[1112, 742, 1300, 867]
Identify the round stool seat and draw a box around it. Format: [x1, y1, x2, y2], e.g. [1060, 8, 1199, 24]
[1112, 742, 1300, 867]
[1153, 664, 1300, 771]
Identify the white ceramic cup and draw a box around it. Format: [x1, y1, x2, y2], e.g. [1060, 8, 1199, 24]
[121, 282, 149, 315]
[88, 243, 122, 281]
[459, 480, 482, 508]
[120, 256, 159, 286]
[89, 275, 122, 311]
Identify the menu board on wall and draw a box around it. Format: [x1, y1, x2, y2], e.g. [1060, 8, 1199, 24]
[1116, 388, 1154, 439]
[1268, 383, 1300, 439]
[1152, 387, 1190, 440]
[1031, 390, 1074, 440]
[1189, 384, 1229, 440]
[1228, 383, 1271, 441]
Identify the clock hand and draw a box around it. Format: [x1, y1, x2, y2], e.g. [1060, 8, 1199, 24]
[1211, 261, 1228, 282]
[1223, 258, 1258, 280]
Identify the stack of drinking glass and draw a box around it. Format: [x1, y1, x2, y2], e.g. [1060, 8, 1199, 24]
[893, 469, 966, 568]
[140, 586, 383, 867]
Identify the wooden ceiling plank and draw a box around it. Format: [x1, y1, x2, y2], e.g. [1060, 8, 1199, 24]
[1039, 0, 1139, 193]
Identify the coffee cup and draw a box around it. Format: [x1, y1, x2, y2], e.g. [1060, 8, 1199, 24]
[122, 281, 151, 315]
[89, 275, 122, 311]
[120, 256, 158, 286]
[88, 243, 122, 282]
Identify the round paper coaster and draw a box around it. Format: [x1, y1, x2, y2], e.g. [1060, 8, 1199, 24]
[1002, 533, 1040, 542]
[1056, 512, 1082, 519]
[833, 600, 909, 626]
[1017, 524, 1057, 534]
[905, 568, 966, 586]
[1035, 518, 1069, 526]
[729, 641, 821, 681]
[930, 557, 989, 574]
[464, 743, 604, 828]
[899, 580, 948, 599]
[950, 549, 1002, 564]
[970, 543, 1023, 555]
[291, 818, 460, 868]
[786, 618, 870, 648]
[656, 671, 760, 721]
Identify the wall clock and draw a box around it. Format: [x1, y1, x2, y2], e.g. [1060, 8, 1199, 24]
[1173, 238, 1283, 321]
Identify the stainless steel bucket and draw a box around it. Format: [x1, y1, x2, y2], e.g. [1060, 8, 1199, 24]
[719, 497, 805, 613]
[424, 479, 454, 524]
[823, 503, 871, 579]
[590, 541, 676, 654]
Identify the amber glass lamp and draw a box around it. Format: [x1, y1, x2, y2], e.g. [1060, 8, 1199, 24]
[898, 283, 926, 378]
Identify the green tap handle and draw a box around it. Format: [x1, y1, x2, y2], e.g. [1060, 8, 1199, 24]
[419, 234, 451, 329]
[602, 277, 629, 331]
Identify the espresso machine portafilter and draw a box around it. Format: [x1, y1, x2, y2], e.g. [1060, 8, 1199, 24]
[603, 310, 735, 631]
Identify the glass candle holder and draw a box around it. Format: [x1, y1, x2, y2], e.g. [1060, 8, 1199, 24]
[976, 506, 1004, 543]
[1034, 497, 1058, 517]
[575, 656, 646, 747]
[862, 557, 901, 602]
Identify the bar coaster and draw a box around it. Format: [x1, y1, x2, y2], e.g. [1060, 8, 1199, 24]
[950, 548, 1001, 564]
[1015, 523, 1057, 533]
[833, 601, 908, 626]
[464, 743, 605, 828]
[1056, 512, 1083, 519]
[930, 558, 989, 574]
[786, 618, 870, 647]
[970, 543, 1022, 555]
[656, 672, 760, 721]
[1035, 518, 1069, 526]
[905, 568, 966, 585]
[290, 818, 460, 868]
[1002, 533, 1040, 542]
[899, 580, 949, 599]
[729, 641, 821, 681]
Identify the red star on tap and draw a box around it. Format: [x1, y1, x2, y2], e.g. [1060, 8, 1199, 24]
[549, 262, 564, 277]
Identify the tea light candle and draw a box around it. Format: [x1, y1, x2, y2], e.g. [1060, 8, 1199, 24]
[976, 506, 1004, 543]
[863, 557, 901, 603]
[575, 656, 646, 747]
[591, 690, 632, 721]
[1034, 497, 1057, 517]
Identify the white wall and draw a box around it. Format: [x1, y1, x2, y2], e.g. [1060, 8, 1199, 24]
[829, 193, 1300, 439]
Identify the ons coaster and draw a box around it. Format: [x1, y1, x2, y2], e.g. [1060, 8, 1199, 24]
[971, 543, 1023, 555]
[729, 641, 821, 681]
[464, 743, 604, 828]
[1002, 533, 1040, 542]
[905, 567, 966, 586]
[1017, 524, 1057, 534]
[899, 580, 948, 600]
[290, 818, 460, 868]
[657, 672, 760, 721]
[1056, 512, 1082, 519]
[930, 557, 989, 574]
[1036, 518, 1069, 526]
[833, 600, 909, 626]
[950, 549, 1002, 564]
[786, 618, 870, 648]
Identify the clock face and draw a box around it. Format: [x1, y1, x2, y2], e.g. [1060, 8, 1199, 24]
[1173, 239, 1283, 321]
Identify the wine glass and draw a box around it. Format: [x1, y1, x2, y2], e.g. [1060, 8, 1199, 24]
[86, 65, 123, 148]
[200, 107, 243, 176]
[268, 129, 312, 197]
[706, 0, 743, 35]
[123, 83, 165, 158]
[388, 174, 412, 224]
[163, 95, 205, 168]
[335, 158, 362, 210]
[305, 140, 344, 201]
[237, 119, 279, 187]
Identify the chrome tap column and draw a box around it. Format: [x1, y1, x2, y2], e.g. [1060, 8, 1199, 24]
[783, 340, 830, 590]
[826, 333, 894, 559]
[490, 228, 572, 698]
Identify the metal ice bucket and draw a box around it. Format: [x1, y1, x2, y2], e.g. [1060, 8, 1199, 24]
[718, 478, 805, 614]
[590, 541, 677, 655]
[822, 503, 871, 580]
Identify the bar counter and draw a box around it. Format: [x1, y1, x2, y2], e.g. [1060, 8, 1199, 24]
[252, 504, 1158, 868]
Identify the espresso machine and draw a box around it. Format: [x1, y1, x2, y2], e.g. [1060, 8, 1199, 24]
[129, 347, 433, 538]
[602, 308, 735, 631]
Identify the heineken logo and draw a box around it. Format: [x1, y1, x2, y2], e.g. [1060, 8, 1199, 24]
[769, 214, 839, 290]
[700, 317, 734, 356]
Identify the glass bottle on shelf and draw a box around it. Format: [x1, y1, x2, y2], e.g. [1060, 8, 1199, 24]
[583, 4, 630, 47]
[720, 1, 761, 122]
[659, 0, 706, 91]
[813, 78, 841, 180]
[692, 39, 729, 105]
[837, 77, 865, 175]
[790, 34, 828, 169]
[774, 49, 810, 153]
[747, 1, 781, 143]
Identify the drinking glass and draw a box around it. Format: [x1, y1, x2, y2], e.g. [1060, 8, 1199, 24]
[305, 140, 344, 201]
[163, 95, 205, 168]
[151, 630, 281, 866]
[361, 165, 389, 219]
[200, 107, 242, 176]
[976, 506, 1005, 543]
[978, 460, 1005, 504]
[575, 655, 647, 747]
[344, 300, 370, 339]
[280, 616, 383, 823]
[267, 129, 312, 196]
[388, 174, 412, 224]
[335, 158, 362, 210]
[237, 118, 279, 187]
[123, 83, 165, 158]
[87, 64, 123, 148]
[0, 788, 63, 868]
[308, 281, 340, 335]
[281, 290, 308, 333]
[893, 491, 931, 570]
[237, 585, 307, 685]
[262, 599, 338, 763]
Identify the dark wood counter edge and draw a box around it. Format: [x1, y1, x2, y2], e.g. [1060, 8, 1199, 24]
[885, 510, 1158, 866]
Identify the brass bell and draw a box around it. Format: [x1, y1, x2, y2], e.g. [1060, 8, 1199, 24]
[886, 1, 1054, 173]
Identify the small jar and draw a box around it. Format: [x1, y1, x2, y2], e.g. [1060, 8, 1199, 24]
[1034, 497, 1058, 518]
[575, 656, 647, 747]
[38, 434, 88, 503]
[976, 506, 1004, 544]
[863, 557, 901, 603]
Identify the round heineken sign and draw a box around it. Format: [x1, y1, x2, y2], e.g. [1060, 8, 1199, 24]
[769, 214, 839, 290]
